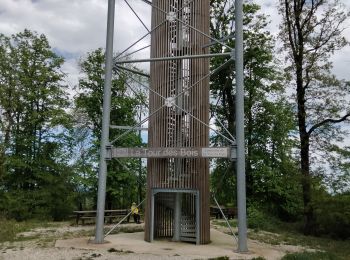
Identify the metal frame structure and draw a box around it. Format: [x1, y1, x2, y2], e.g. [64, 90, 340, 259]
[94, 0, 247, 252]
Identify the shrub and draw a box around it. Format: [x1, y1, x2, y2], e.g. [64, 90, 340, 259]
[282, 251, 340, 260]
[247, 204, 266, 230]
[313, 193, 350, 239]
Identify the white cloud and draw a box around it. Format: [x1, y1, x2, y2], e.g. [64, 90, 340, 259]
[61, 57, 80, 98]
[0, 0, 152, 53]
[254, 0, 281, 35]
[0, 0, 154, 88]
[0, 0, 349, 85]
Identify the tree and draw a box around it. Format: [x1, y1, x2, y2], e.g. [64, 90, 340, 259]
[210, 2, 300, 218]
[75, 48, 145, 209]
[279, 0, 350, 234]
[0, 29, 74, 220]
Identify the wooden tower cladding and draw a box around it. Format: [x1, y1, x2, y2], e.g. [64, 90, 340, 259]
[145, 0, 210, 244]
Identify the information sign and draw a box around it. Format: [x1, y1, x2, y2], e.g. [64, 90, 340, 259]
[107, 147, 236, 159]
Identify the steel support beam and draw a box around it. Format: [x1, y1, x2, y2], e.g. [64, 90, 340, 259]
[114, 65, 150, 78]
[94, 0, 115, 244]
[110, 125, 148, 131]
[235, 0, 248, 253]
[115, 52, 232, 64]
[173, 193, 181, 241]
[195, 191, 200, 245]
[150, 191, 155, 242]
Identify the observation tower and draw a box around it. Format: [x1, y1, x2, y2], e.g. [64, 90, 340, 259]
[94, 0, 248, 251]
[145, 0, 210, 244]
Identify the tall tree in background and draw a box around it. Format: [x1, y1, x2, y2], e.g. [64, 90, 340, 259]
[279, 0, 350, 234]
[0, 29, 73, 220]
[210, 1, 299, 218]
[75, 48, 145, 209]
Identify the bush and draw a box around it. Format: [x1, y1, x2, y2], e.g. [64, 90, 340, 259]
[0, 191, 35, 220]
[0, 187, 75, 221]
[313, 193, 350, 239]
[0, 218, 41, 242]
[247, 204, 266, 230]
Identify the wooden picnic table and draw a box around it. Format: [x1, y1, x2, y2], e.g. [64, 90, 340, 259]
[73, 209, 130, 225]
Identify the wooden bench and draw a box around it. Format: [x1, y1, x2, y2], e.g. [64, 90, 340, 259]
[210, 206, 237, 219]
[74, 209, 129, 225]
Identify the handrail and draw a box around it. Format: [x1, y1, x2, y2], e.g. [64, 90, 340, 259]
[104, 199, 146, 238]
[212, 194, 238, 243]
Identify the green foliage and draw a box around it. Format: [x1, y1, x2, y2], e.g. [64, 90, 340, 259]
[0, 218, 53, 242]
[247, 213, 350, 260]
[210, 1, 300, 222]
[279, 0, 350, 234]
[245, 203, 293, 231]
[247, 204, 266, 230]
[281, 251, 340, 260]
[313, 192, 350, 240]
[66, 123, 98, 210]
[325, 145, 350, 194]
[0, 159, 76, 221]
[210, 160, 236, 205]
[0, 29, 74, 220]
[75, 48, 146, 209]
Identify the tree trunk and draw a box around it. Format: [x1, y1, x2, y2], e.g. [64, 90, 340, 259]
[296, 62, 314, 235]
[300, 134, 314, 234]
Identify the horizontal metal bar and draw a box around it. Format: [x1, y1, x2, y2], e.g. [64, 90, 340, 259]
[115, 20, 165, 60]
[202, 34, 235, 48]
[115, 52, 232, 64]
[114, 70, 149, 109]
[153, 188, 199, 195]
[116, 44, 151, 61]
[110, 105, 165, 145]
[110, 125, 148, 131]
[140, 0, 152, 5]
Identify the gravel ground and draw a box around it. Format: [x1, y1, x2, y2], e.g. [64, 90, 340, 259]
[0, 223, 194, 260]
[1, 247, 194, 260]
[0, 221, 310, 260]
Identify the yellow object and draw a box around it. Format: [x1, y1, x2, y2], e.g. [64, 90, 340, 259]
[131, 204, 138, 214]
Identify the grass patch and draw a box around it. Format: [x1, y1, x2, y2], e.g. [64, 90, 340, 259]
[246, 218, 350, 260]
[212, 219, 237, 227]
[0, 218, 93, 245]
[212, 216, 349, 260]
[0, 218, 48, 243]
[281, 251, 340, 260]
[208, 257, 230, 260]
[14, 234, 41, 242]
[107, 248, 134, 254]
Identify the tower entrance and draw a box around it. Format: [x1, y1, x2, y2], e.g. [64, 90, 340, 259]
[152, 189, 199, 244]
